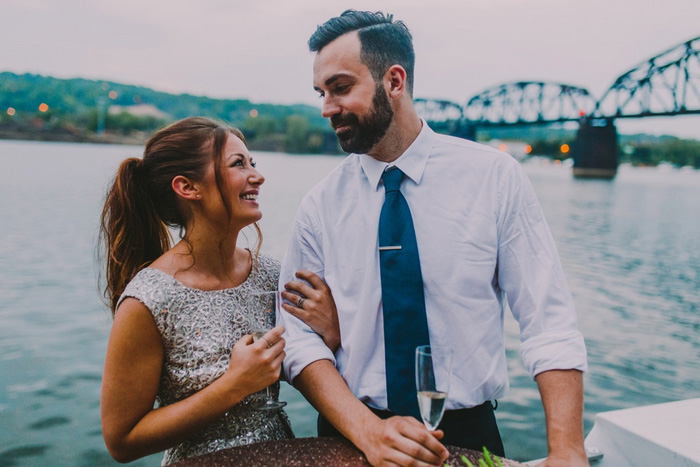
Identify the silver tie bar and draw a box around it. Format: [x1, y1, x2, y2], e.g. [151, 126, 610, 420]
[378, 245, 402, 251]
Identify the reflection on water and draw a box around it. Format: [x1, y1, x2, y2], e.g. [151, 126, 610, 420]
[499, 162, 700, 460]
[0, 141, 698, 464]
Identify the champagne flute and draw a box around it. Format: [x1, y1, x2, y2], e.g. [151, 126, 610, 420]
[247, 290, 287, 411]
[415, 345, 453, 431]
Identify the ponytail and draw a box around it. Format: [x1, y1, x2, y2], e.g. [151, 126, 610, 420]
[100, 157, 171, 315]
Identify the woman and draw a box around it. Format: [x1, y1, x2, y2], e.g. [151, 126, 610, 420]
[100, 117, 338, 465]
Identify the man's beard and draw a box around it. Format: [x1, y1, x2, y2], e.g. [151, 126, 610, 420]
[331, 84, 394, 154]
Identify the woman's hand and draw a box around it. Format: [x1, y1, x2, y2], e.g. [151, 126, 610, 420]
[223, 325, 286, 397]
[282, 270, 340, 352]
[102, 302, 285, 463]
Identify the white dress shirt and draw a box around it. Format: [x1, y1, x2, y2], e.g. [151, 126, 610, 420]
[278, 121, 587, 411]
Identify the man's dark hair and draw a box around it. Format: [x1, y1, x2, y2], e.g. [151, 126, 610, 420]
[309, 9, 415, 96]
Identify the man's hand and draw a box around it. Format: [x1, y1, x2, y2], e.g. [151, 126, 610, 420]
[357, 415, 449, 467]
[294, 360, 449, 466]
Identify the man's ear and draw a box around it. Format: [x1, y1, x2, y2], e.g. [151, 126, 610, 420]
[172, 175, 200, 201]
[385, 64, 407, 98]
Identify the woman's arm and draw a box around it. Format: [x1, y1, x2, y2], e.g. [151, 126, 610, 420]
[281, 270, 340, 352]
[101, 298, 285, 463]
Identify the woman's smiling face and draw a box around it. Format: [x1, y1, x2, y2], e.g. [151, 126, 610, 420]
[199, 133, 265, 229]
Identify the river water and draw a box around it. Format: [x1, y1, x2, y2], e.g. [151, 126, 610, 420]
[0, 140, 698, 465]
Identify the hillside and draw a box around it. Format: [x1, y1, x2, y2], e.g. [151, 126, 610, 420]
[0, 71, 338, 153]
[1, 71, 698, 166]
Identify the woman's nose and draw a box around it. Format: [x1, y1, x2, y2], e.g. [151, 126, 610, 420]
[249, 168, 265, 186]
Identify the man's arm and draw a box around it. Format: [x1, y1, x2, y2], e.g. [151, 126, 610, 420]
[535, 369, 588, 467]
[294, 359, 449, 467]
[494, 159, 589, 464]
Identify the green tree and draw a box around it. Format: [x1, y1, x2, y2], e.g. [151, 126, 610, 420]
[285, 115, 310, 153]
[243, 115, 278, 139]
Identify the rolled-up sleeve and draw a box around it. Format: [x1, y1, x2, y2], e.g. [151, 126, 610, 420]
[278, 199, 336, 384]
[497, 159, 588, 379]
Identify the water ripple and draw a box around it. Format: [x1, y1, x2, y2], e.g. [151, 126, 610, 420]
[0, 445, 51, 466]
[28, 416, 72, 430]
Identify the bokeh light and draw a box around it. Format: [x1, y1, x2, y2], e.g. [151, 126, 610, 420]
[39, 103, 49, 112]
[7, 107, 16, 116]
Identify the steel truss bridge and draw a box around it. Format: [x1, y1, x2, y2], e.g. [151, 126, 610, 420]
[416, 35, 700, 177]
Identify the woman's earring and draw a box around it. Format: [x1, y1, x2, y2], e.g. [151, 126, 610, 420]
[196, 194, 201, 199]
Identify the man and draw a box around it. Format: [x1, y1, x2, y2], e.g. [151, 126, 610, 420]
[278, 10, 588, 467]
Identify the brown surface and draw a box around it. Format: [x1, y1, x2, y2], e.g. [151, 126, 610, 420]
[171, 437, 526, 466]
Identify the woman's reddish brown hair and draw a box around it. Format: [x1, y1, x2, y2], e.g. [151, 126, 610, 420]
[99, 117, 259, 314]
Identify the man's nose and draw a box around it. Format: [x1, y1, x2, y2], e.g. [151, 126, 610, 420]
[321, 96, 341, 119]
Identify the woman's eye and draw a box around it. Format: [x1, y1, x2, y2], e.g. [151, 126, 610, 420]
[250, 160, 257, 168]
[230, 159, 244, 167]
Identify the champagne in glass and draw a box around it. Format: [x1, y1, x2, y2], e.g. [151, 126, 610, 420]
[247, 290, 287, 411]
[415, 345, 452, 431]
[416, 389, 448, 430]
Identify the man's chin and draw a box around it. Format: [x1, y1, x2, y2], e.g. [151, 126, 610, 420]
[336, 129, 376, 153]
[338, 140, 354, 153]
[336, 132, 355, 152]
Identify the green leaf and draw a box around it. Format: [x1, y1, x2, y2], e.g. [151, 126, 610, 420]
[461, 454, 476, 467]
[483, 447, 496, 467]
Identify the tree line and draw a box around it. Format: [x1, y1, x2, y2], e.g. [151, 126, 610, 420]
[1, 71, 698, 167]
[0, 72, 341, 154]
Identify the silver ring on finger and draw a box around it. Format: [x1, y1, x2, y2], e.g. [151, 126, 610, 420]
[261, 336, 273, 348]
[296, 297, 306, 308]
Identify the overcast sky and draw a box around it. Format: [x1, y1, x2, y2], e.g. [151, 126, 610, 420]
[2, 0, 699, 138]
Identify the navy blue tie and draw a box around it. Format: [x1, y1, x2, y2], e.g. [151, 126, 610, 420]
[378, 167, 431, 419]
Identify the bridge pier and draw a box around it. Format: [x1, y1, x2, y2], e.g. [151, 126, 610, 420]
[572, 119, 618, 179]
[457, 121, 477, 141]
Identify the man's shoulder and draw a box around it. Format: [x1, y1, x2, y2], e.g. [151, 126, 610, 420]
[432, 131, 509, 156]
[302, 154, 362, 201]
[429, 131, 520, 170]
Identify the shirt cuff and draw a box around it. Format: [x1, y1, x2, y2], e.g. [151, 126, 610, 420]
[283, 330, 337, 384]
[520, 330, 588, 379]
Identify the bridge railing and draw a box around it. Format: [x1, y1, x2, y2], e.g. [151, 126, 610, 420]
[593, 35, 700, 119]
[415, 34, 700, 130]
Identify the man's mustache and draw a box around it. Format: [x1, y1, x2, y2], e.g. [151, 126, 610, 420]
[330, 113, 359, 129]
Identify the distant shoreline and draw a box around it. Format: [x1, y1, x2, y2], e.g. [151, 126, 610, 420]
[0, 127, 148, 146]
[0, 127, 346, 155]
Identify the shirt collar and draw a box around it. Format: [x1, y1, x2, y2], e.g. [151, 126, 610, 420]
[360, 119, 435, 190]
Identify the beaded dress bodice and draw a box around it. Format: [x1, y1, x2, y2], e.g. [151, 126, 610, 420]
[118, 254, 293, 465]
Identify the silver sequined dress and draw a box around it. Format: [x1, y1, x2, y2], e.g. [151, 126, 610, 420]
[118, 254, 294, 465]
